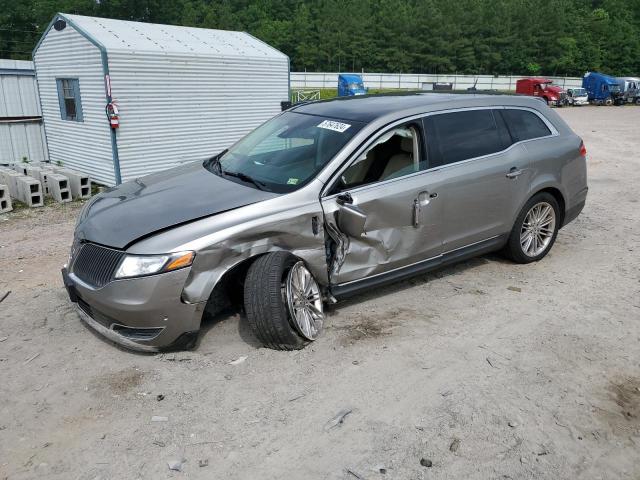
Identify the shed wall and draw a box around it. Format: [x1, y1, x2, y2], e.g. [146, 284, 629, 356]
[109, 52, 289, 181]
[34, 25, 115, 184]
[0, 60, 48, 164]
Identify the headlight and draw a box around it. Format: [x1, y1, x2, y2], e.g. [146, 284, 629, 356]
[114, 251, 195, 279]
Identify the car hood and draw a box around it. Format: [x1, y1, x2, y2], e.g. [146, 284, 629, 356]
[75, 162, 278, 249]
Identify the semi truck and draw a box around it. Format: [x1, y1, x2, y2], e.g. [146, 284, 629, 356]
[616, 77, 640, 105]
[515, 78, 567, 106]
[338, 74, 367, 96]
[582, 72, 624, 105]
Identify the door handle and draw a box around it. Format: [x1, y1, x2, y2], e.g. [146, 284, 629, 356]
[506, 167, 523, 179]
[413, 191, 435, 227]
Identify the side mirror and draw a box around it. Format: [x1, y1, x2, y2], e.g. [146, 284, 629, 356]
[337, 200, 367, 237]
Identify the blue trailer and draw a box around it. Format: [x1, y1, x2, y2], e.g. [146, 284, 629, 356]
[338, 74, 367, 97]
[582, 72, 624, 105]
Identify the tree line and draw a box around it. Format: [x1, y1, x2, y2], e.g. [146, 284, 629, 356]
[2, 0, 640, 77]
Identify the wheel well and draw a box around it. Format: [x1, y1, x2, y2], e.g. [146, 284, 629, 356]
[536, 187, 565, 226]
[202, 256, 261, 318]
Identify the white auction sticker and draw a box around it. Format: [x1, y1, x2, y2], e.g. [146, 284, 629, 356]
[317, 120, 351, 133]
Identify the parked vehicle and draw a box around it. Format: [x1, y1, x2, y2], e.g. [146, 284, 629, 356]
[616, 77, 640, 105]
[582, 72, 624, 105]
[62, 94, 588, 352]
[566, 88, 589, 106]
[515, 78, 567, 106]
[338, 74, 367, 96]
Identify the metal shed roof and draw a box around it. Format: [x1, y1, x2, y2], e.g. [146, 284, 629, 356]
[56, 14, 287, 59]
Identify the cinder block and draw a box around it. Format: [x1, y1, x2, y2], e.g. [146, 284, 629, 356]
[0, 184, 12, 213]
[13, 164, 28, 176]
[26, 166, 49, 194]
[0, 170, 21, 199]
[16, 176, 43, 207]
[46, 173, 72, 203]
[56, 168, 91, 199]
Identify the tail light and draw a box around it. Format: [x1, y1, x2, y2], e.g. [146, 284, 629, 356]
[579, 141, 587, 157]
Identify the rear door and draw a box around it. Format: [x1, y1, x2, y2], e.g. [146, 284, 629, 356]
[423, 108, 532, 252]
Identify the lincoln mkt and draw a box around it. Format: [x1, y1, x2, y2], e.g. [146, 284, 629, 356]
[33, 13, 289, 185]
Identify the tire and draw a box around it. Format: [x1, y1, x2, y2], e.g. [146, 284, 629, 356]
[504, 192, 560, 264]
[244, 252, 324, 350]
[635, 98, 640, 105]
[605, 97, 613, 106]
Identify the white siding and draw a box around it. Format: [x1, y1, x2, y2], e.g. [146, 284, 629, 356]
[108, 51, 288, 181]
[34, 25, 114, 184]
[0, 60, 49, 164]
[0, 122, 48, 164]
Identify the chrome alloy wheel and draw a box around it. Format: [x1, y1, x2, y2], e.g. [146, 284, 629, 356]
[284, 261, 324, 340]
[520, 201, 556, 257]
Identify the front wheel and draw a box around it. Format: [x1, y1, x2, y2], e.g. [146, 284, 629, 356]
[244, 252, 324, 350]
[504, 193, 560, 264]
[604, 97, 613, 106]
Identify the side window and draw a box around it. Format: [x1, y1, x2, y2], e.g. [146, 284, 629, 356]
[56, 78, 83, 122]
[425, 110, 506, 167]
[336, 124, 424, 191]
[501, 109, 551, 142]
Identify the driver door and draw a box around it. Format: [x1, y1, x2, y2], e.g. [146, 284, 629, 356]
[321, 122, 444, 287]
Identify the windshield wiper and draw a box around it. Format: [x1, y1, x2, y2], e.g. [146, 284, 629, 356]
[222, 169, 267, 191]
[204, 150, 227, 174]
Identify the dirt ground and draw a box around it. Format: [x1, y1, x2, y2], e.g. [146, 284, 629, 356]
[1, 106, 639, 480]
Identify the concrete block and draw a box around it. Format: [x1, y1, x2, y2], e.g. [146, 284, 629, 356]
[26, 166, 49, 194]
[16, 176, 43, 207]
[13, 163, 28, 176]
[46, 173, 72, 203]
[56, 168, 91, 199]
[0, 184, 12, 213]
[0, 170, 21, 198]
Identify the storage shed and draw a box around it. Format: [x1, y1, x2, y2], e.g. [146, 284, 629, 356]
[33, 13, 289, 185]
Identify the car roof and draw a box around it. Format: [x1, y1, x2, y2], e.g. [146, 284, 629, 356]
[290, 92, 546, 123]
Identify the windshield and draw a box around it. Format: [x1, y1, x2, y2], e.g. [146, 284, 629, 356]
[348, 83, 364, 90]
[573, 88, 586, 95]
[205, 112, 365, 193]
[609, 84, 621, 92]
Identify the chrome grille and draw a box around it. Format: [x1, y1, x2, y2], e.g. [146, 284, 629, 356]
[72, 243, 125, 288]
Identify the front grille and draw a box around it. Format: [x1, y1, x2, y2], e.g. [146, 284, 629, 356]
[72, 243, 125, 288]
[112, 325, 164, 341]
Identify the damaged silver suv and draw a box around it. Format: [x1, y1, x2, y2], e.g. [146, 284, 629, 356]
[62, 94, 588, 351]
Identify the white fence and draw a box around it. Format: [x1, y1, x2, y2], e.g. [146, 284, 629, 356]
[291, 72, 584, 91]
[0, 59, 49, 165]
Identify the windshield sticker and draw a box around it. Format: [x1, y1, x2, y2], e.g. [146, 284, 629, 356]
[287, 178, 299, 185]
[317, 120, 351, 133]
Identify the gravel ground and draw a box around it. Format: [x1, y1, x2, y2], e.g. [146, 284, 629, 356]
[1, 107, 639, 480]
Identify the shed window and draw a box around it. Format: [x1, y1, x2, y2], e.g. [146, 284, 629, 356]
[56, 78, 83, 122]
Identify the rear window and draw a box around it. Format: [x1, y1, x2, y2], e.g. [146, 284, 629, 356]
[425, 110, 507, 167]
[501, 109, 552, 142]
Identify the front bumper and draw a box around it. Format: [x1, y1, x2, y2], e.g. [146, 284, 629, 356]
[62, 266, 204, 352]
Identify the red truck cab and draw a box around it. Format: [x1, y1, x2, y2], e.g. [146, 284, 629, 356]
[516, 78, 566, 106]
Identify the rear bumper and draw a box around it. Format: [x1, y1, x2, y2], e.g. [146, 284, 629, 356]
[562, 186, 588, 228]
[62, 267, 204, 352]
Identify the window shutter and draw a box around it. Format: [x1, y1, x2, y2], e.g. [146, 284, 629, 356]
[55, 79, 66, 120]
[73, 79, 84, 122]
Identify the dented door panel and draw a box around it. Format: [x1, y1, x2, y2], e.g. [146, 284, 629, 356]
[321, 172, 445, 285]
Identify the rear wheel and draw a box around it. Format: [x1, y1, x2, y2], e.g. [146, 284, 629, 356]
[505, 193, 560, 264]
[244, 252, 324, 350]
